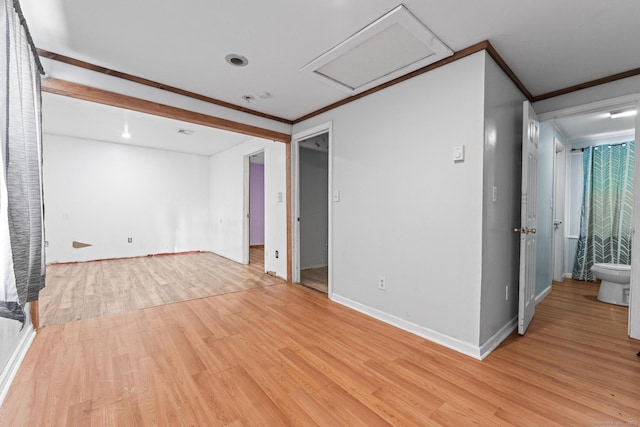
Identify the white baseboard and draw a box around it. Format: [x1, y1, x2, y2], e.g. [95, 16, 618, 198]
[479, 316, 517, 360]
[330, 293, 483, 360]
[563, 273, 573, 279]
[0, 325, 35, 407]
[535, 285, 553, 305]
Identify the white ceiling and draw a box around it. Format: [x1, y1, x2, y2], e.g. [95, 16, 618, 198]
[21, 0, 640, 122]
[553, 109, 636, 144]
[43, 93, 254, 156]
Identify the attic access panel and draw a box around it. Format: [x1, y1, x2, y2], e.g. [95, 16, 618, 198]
[300, 5, 453, 94]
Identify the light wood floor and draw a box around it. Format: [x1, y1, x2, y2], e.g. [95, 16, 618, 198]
[300, 266, 328, 294]
[39, 248, 283, 327]
[2, 279, 639, 426]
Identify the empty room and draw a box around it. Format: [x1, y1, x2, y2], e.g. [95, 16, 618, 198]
[1, 1, 640, 425]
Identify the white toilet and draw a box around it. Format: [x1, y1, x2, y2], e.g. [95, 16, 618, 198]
[590, 263, 631, 306]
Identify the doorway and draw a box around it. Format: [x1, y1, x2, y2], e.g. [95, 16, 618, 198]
[292, 124, 332, 295]
[547, 105, 636, 283]
[536, 95, 638, 338]
[247, 151, 265, 265]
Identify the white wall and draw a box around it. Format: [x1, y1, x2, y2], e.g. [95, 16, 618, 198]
[43, 134, 211, 263]
[293, 52, 487, 355]
[0, 309, 29, 374]
[0, 308, 33, 406]
[299, 148, 328, 269]
[479, 54, 526, 348]
[210, 138, 288, 279]
[264, 141, 288, 278]
[534, 122, 555, 296]
[210, 138, 265, 264]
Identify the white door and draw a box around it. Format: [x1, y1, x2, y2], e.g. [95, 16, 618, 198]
[518, 101, 539, 335]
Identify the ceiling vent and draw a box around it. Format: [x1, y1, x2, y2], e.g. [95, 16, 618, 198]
[299, 5, 453, 94]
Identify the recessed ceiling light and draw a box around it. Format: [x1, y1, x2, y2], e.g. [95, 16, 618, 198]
[178, 129, 194, 135]
[609, 109, 637, 119]
[226, 54, 248, 67]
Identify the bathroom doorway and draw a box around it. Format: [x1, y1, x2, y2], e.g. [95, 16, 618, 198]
[548, 106, 635, 283]
[537, 94, 638, 338]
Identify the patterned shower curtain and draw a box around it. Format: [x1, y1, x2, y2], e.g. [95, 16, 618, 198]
[0, 0, 45, 324]
[572, 141, 635, 281]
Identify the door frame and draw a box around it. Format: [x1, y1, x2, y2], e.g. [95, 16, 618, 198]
[551, 136, 566, 283]
[537, 92, 640, 339]
[243, 149, 265, 266]
[291, 122, 333, 295]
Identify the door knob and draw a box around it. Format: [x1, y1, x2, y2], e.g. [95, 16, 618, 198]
[514, 227, 536, 234]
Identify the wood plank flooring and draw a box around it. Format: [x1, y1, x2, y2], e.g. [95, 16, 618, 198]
[300, 266, 328, 294]
[2, 279, 639, 426]
[39, 248, 282, 327]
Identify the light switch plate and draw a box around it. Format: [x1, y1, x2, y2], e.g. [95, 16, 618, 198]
[333, 190, 340, 202]
[453, 145, 465, 162]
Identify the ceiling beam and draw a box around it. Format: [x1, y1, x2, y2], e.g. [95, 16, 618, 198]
[37, 49, 294, 126]
[41, 78, 292, 143]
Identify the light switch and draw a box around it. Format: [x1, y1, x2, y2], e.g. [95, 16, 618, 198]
[453, 145, 465, 162]
[277, 192, 282, 203]
[333, 190, 340, 202]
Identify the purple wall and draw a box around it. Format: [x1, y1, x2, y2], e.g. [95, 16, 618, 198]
[249, 162, 265, 246]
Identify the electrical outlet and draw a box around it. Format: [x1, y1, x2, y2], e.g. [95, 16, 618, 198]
[378, 276, 386, 291]
[275, 250, 279, 259]
[506, 285, 509, 301]
[128, 237, 133, 243]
